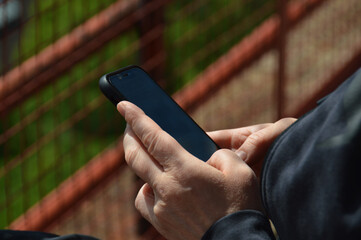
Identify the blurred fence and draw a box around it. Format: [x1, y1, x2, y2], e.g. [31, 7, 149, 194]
[1, 0, 360, 239]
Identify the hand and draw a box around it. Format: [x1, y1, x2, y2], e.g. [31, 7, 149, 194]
[208, 118, 297, 177]
[118, 101, 263, 240]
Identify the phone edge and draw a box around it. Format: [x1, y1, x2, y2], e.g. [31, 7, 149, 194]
[98, 65, 138, 106]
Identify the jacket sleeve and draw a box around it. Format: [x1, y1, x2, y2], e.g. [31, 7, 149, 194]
[201, 210, 275, 240]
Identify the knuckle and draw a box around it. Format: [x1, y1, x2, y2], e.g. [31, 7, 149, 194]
[124, 144, 140, 167]
[236, 131, 250, 145]
[155, 179, 180, 202]
[233, 163, 257, 186]
[153, 202, 166, 219]
[246, 131, 265, 148]
[153, 188, 181, 221]
[125, 109, 139, 125]
[156, 184, 172, 201]
[153, 204, 171, 232]
[212, 149, 231, 160]
[143, 129, 163, 154]
[153, 188, 171, 220]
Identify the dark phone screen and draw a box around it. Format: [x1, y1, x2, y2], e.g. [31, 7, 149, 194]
[108, 67, 218, 161]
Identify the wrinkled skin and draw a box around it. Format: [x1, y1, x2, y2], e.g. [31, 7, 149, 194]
[118, 101, 296, 240]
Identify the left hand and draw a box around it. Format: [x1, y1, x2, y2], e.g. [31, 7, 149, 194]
[208, 118, 296, 177]
[118, 101, 263, 240]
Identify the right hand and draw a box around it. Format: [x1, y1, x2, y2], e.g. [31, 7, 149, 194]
[118, 101, 266, 240]
[208, 118, 297, 177]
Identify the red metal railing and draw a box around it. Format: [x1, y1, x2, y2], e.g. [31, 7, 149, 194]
[0, 0, 171, 116]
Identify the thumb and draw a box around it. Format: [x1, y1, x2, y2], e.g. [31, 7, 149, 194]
[207, 149, 247, 175]
[135, 183, 156, 224]
[237, 118, 296, 167]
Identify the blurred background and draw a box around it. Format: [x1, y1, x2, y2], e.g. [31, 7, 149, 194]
[0, 0, 360, 239]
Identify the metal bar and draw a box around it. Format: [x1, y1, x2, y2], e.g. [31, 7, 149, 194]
[173, 0, 274, 80]
[276, 0, 287, 119]
[0, 0, 149, 116]
[139, 0, 166, 86]
[9, 140, 125, 231]
[0, 0, 138, 94]
[174, 0, 326, 113]
[169, 0, 207, 22]
[0, 96, 106, 179]
[0, 0, 9, 75]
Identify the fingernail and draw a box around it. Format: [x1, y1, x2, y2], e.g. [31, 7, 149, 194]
[117, 101, 126, 117]
[235, 150, 247, 161]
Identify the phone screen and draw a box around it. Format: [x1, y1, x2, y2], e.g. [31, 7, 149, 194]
[107, 66, 218, 161]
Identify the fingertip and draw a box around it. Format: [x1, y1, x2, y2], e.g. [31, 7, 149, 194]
[135, 183, 155, 222]
[117, 101, 127, 117]
[142, 183, 155, 200]
[117, 101, 145, 119]
[235, 150, 247, 161]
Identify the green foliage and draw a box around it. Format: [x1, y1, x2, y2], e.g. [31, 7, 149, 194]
[164, 0, 274, 92]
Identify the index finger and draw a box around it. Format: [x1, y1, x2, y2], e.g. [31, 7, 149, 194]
[123, 124, 163, 186]
[238, 118, 296, 166]
[207, 124, 272, 150]
[117, 101, 191, 168]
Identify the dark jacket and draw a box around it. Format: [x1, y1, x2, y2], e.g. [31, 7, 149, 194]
[203, 68, 361, 239]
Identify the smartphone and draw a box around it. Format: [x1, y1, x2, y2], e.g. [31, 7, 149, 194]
[99, 65, 219, 161]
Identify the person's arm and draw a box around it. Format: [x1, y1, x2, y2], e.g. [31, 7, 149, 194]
[118, 101, 295, 240]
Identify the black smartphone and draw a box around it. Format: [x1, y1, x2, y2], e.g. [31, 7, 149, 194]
[99, 65, 219, 161]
